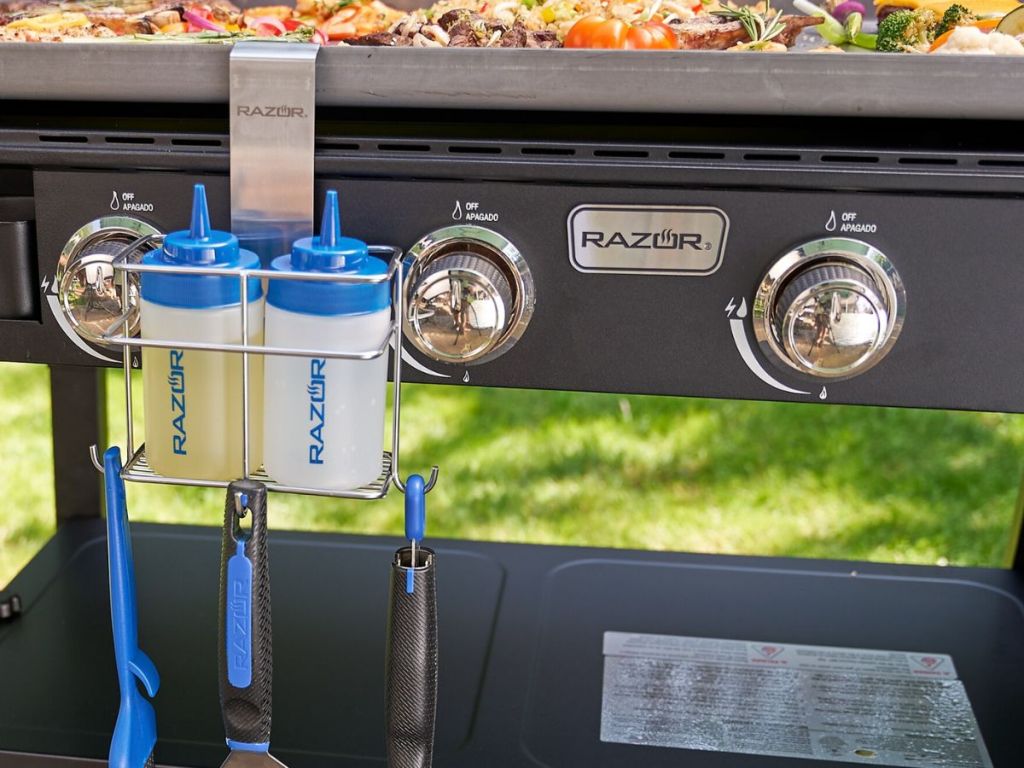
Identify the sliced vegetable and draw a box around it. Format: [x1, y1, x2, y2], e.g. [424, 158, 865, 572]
[793, 0, 876, 48]
[246, 15, 289, 35]
[159, 21, 188, 33]
[831, 0, 866, 23]
[996, 4, 1024, 35]
[564, 14, 678, 49]
[928, 17, 1000, 49]
[7, 11, 89, 30]
[793, 0, 847, 44]
[843, 12, 877, 49]
[183, 9, 227, 32]
[319, 6, 360, 39]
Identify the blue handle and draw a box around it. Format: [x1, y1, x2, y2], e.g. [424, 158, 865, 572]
[404, 475, 426, 594]
[104, 447, 159, 768]
[404, 474, 426, 543]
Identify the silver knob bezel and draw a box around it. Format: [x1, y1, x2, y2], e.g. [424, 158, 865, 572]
[404, 225, 535, 366]
[753, 238, 906, 380]
[56, 216, 162, 345]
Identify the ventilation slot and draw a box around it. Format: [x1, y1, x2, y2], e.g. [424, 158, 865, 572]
[593, 149, 649, 159]
[39, 135, 88, 143]
[978, 158, 1024, 168]
[668, 150, 727, 160]
[172, 138, 224, 147]
[448, 145, 502, 154]
[378, 143, 430, 152]
[820, 154, 880, 164]
[898, 156, 957, 166]
[104, 136, 156, 145]
[521, 147, 576, 156]
[317, 141, 362, 151]
[744, 152, 801, 162]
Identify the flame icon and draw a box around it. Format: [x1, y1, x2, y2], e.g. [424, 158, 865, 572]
[825, 210, 836, 232]
[110, 190, 120, 211]
[462, 371, 470, 383]
[819, 386, 828, 400]
[452, 200, 463, 221]
[736, 298, 748, 319]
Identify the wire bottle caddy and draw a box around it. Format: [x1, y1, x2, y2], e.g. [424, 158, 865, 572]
[60, 231, 438, 500]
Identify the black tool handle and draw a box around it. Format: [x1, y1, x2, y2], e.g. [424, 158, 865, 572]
[385, 547, 438, 768]
[218, 480, 273, 747]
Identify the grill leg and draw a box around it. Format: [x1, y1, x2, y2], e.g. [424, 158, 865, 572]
[1011, 467, 1024, 572]
[49, 365, 107, 525]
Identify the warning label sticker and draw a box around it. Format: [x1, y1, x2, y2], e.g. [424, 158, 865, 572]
[601, 632, 992, 768]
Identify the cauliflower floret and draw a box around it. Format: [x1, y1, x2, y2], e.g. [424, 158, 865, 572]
[934, 25, 1024, 55]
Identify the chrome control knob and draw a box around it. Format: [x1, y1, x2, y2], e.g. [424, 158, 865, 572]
[56, 217, 162, 345]
[754, 238, 906, 379]
[404, 226, 534, 365]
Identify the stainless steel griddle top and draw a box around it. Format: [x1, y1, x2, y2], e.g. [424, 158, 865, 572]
[0, 44, 1022, 120]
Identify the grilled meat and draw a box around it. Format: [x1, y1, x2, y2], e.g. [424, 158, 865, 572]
[346, 29, 413, 44]
[350, 8, 562, 47]
[672, 14, 820, 49]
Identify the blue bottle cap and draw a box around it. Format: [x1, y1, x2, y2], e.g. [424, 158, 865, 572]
[141, 184, 262, 309]
[268, 190, 390, 317]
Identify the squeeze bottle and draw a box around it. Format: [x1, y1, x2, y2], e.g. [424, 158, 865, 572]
[140, 184, 264, 481]
[263, 190, 391, 491]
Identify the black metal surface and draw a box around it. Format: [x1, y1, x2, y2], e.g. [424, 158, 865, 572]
[0, 595, 21, 622]
[386, 548, 438, 768]
[218, 482, 274, 748]
[1011, 473, 1024, 573]
[15, 164, 1024, 414]
[0, 521, 1021, 768]
[0, 217, 37, 321]
[48, 366, 106, 525]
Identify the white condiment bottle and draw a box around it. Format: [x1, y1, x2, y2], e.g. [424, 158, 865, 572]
[140, 184, 264, 481]
[263, 190, 391, 491]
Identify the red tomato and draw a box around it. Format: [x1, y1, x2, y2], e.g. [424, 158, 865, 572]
[564, 14, 678, 50]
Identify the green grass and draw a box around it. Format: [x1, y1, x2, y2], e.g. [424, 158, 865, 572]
[2, 361, 1023, 588]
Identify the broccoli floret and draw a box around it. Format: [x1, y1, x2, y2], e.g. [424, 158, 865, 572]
[876, 8, 939, 52]
[934, 3, 976, 37]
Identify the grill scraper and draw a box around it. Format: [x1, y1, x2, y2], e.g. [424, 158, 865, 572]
[217, 480, 286, 768]
[104, 446, 160, 768]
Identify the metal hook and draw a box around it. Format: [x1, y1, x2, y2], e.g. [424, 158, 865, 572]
[391, 466, 440, 495]
[233, 491, 250, 519]
[89, 444, 105, 474]
[389, 253, 440, 497]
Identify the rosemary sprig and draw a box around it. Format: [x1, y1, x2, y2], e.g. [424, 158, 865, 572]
[712, 1, 786, 44]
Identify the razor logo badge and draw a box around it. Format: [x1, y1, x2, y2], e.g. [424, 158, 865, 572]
[226, 543, 253, 689]
[236, 105, 307, 118]
[169, 350, 187, 455]
[308, 358, 326, 465]
[568, 205, 728, 275]
[579, 230, 710, 251]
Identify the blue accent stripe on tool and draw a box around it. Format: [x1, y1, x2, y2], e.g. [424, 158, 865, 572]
[226, 539, 253, 689]
[226, 739, 270, 753]
[404, 474, 426, 594]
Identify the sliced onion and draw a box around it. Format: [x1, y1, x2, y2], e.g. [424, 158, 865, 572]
[247, 15, 289, 35]
[831, 1, 866, 23]
[183, 9, 226, 32]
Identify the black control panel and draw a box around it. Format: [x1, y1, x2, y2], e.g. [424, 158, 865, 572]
[9, 154, 1024, 414]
